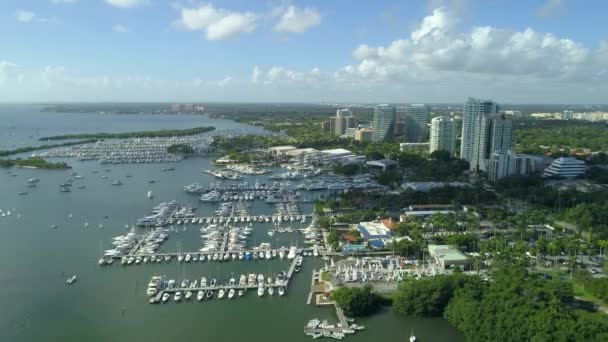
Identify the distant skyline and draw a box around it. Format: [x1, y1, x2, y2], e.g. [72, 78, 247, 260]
[1, 0, 608, 103]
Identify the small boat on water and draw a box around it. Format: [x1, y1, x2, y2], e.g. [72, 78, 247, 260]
[410, 330, 416, 342]
[228, 288, 235, 299]
[218, 289, 225, 299]
[174, 291, 182, 301]
[66, 275, 77, 285]
[238, 290, 244, 297]
[197, 290, 205, 301]
[162, 293, 170, 303]
[206, 290, 214, 298]
[268, 286, 274, 296]
[257, 286, 265, 297]
[185, 290, 193, 300]
[278, 287, 285, 296]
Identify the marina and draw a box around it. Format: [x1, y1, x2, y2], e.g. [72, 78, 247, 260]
[0, 106, 464, 342]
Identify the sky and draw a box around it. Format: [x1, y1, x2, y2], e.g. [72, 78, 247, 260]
[1, 0, 607, 103]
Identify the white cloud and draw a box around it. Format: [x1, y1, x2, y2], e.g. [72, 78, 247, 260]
[41, 65, 66, 87]
[274, 5, 321, 33]
[15, 10, 35, 23]
[51, 0, 78, 4]
[251, 66, 261, 83]
[217, 76, 232, 87]
[342, 6, 601, 85]
[105, 0, 149, 8]
[0, 61, 18, 85]
[177, 4, 256, 40]
[113, 24, 130, 33]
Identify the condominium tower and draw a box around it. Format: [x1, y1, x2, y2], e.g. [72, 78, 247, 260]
[429, 116, 457, 156]
[397, 104, 429, 142]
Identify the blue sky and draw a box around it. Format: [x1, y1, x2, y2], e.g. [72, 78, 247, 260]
[1, 0, 608, 103]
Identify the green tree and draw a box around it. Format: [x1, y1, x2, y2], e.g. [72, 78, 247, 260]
[332, 285, 380, 317]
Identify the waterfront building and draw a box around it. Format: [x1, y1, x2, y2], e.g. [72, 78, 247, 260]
[429, 116, 457, 156]
[397, 104, 429, 142]
[371, 104, 396, 143]
[358, 221, 392, 248]
[543, 157, 586, 179]
[562, 110, 574, 120]
[428, 244, 469, 269]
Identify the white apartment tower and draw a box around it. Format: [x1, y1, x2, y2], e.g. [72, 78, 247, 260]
[429, 116, 457, 156]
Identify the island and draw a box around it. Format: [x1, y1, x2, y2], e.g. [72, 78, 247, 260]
[0, 157, 71, 169]
[38, 126, 216, 141]
[0, 139, 98, 157]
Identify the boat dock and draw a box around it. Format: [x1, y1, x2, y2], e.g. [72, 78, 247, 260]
[115, 247, 313, 260]
[148, 255, 302, 303]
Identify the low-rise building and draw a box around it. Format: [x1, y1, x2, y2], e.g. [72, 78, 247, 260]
[365, 159, 397, 171]
[428, 244, 469, 269]
[268, 145, 297, 156]
[399, 142, 429, 153]
[543, 157, 586, 179]
[400, 204, 457, 221]
[358, 221, 392, 248]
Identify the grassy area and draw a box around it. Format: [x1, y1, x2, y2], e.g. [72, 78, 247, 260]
[0, 157, 71, 169]
[320, 270, 330, 282]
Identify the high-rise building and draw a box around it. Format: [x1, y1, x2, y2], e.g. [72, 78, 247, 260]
[460, 98, 512, 172]
[397, 104, 429, 142]
[562, 110, 574, 120]
[331, 108, 357, 136]
[429, 116, 457, 156]
[371, 104, 396, 143]
[460, 98, 499, 162]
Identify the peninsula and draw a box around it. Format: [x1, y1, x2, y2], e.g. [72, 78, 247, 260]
[38, 126, 216, 141]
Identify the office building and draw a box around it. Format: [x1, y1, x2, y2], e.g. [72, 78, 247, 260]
[371, 104, 396, 143]
[331, 108, 357, 136]
[429, 116, 457, 156]
[397, 104, 429, 142]
[543, 157, 586, 179]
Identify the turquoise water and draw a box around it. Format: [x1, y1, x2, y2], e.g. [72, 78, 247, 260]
[0, 105, 464, 342]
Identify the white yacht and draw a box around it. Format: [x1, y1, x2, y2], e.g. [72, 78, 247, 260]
[161, 293, 170, 303]
[278, 286, 285, 296]
[185, 290, 193, 300]
[197, 290, 205, 301]
[218, 289, 225, 299]
[174, 291, 182, 301]
[228, 288, 235, 299]
[268, 286, 274, 296]
[257, 286, 265, 297]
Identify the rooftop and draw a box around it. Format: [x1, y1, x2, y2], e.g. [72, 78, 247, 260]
[428, 244, 468, 261]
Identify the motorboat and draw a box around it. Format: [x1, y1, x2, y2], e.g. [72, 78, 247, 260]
[210, 279, 217, 287]
[174, 291, 182, 301]
[197, 290, 205, 301]
[278, 287, 285, 296]
[185, 290, 193, 300]
[218, 289, 225, 299]
[267, 286, 274, 295]
[257, 286, 265, 297]
[206, 290, 214, 298]
[66, 275, 77, 285]
[238, 290, 244, 297]
[257, 274, 264, 285]
[228, 288, 235, 299]
[162, 293, 170, 303]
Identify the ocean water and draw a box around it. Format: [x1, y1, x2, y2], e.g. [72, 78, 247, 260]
[0, 105, 463, 342]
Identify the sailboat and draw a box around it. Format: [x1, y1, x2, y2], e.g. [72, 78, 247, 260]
[409, 330, 416, 342]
